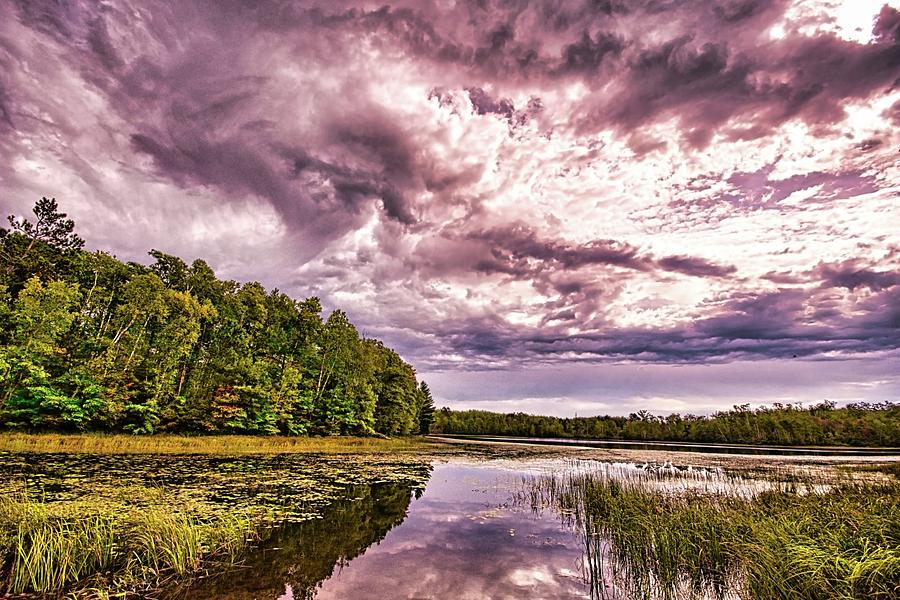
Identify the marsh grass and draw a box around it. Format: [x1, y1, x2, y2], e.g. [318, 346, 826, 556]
[0, 432, 432, 455]
[0, 446, 433, 597]
[0, 492, 266, 596]
[524, 465, 900, 600]
[848, 462, 900, 479]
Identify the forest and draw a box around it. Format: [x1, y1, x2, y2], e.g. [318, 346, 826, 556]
[4, 198, 897, 447]
[0, 198, 434, 436]
[434, 401, 900, 447]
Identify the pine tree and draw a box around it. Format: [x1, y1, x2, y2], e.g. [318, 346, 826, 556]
[6, 196, 84, 255]
[417, 381, 435, 434]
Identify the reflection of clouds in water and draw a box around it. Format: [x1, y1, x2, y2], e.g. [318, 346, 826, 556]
[312, 464, 591, 599]
[432, 456, 764, 498]
[431, 456, 769, 500]
[507, 566, 558, 587]
[314, 515, 589, 599]
[185, 458, 774, 600]
[546, 458, 801, 498]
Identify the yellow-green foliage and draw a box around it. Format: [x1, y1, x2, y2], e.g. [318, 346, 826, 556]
[0, 432, 434, 455]
[1, 198, 434, 438]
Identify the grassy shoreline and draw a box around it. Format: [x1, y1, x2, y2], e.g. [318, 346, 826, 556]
[0, 433, 436, 455]
[1, 491, 267, 597]
[527, 472, 900, 600]
[0, 441, 436, 597]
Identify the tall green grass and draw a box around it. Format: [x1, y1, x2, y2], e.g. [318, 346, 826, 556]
[0, 493, 263, 596]
[527, 473, 900, 600]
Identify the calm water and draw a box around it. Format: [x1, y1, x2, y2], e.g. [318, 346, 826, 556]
[435, 435, 900, 456]
[2, 450, 870, 599]
[175, 460, 595, 600]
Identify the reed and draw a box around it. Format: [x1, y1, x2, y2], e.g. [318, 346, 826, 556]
[11, 512, 116, 594]
[0, 493, 264, 596]
[851, 462, 900, 479]
[526, 468, 900, 600]
[0, 432, 433, 455]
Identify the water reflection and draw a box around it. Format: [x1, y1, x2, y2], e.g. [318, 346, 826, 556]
[436, 435, 900, 456]
[172, 481, 423, 599]
[6, 451, 820, 599]
[175, 462, 593, 599]
[311, 464, 590, 600]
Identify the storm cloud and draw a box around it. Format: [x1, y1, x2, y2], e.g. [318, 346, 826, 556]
[1, 0, 898, 412]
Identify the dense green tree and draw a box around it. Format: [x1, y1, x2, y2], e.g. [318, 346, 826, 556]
[417, 381, 435, 434]
[0, 277, 84, 429]
[0, 198, 429, 437]
[148, 249, 190, 291]
[433, 401, 900, 447]
[369, 340, 419, 436]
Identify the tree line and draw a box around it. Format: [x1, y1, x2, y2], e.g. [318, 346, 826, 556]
[0, 198, 435, 436]
[434, 401, 900, 447]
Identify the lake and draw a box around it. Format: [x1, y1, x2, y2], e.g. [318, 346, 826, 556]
[175, 459, 599, 599]
[431, 435, 900, 456]
[1, 441, 896, 599]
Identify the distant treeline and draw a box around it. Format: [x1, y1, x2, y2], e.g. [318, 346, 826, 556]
[0, 198, 434, 436]
[434, 402, 900, 447]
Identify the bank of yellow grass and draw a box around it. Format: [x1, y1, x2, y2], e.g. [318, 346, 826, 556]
[0, 432, 436, 455]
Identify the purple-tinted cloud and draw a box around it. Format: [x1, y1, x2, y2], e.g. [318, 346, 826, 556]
[816, 260, 900, 292]
[1, 0, 898, 412]
[657, 255, 737, 278]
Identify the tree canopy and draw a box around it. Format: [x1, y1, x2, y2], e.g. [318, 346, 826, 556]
[434, 401, 900, 447]
[0, 198, 430, 436]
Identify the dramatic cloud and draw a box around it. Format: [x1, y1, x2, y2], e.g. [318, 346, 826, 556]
[2, 0, 898, 413]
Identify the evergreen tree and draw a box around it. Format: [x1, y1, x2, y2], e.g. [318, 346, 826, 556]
[417, 381, 435, 434]
[5, 197, 84, 255]
[2, 197, 85, 290]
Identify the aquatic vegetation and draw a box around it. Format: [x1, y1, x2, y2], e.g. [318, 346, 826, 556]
[0, 432, 435, 455]
[0, 492, 260, 595]
[849, 461, 900, 479]
[0, 451, 433, 597]
[2, 443, 896, 599]
[0, 451, 433, 521]
[178, 481, 419, 599]
[525, 462, 900, 600]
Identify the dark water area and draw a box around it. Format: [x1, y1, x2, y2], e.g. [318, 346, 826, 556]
[173, 461, 592, 600]
[434, 435, 900, 456]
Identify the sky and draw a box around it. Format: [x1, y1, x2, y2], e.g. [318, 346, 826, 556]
[1, 0, 898, 416]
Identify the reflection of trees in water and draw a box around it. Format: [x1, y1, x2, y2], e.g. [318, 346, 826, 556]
[174, 470, 431, 600]
[284, 481, 425, 600]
